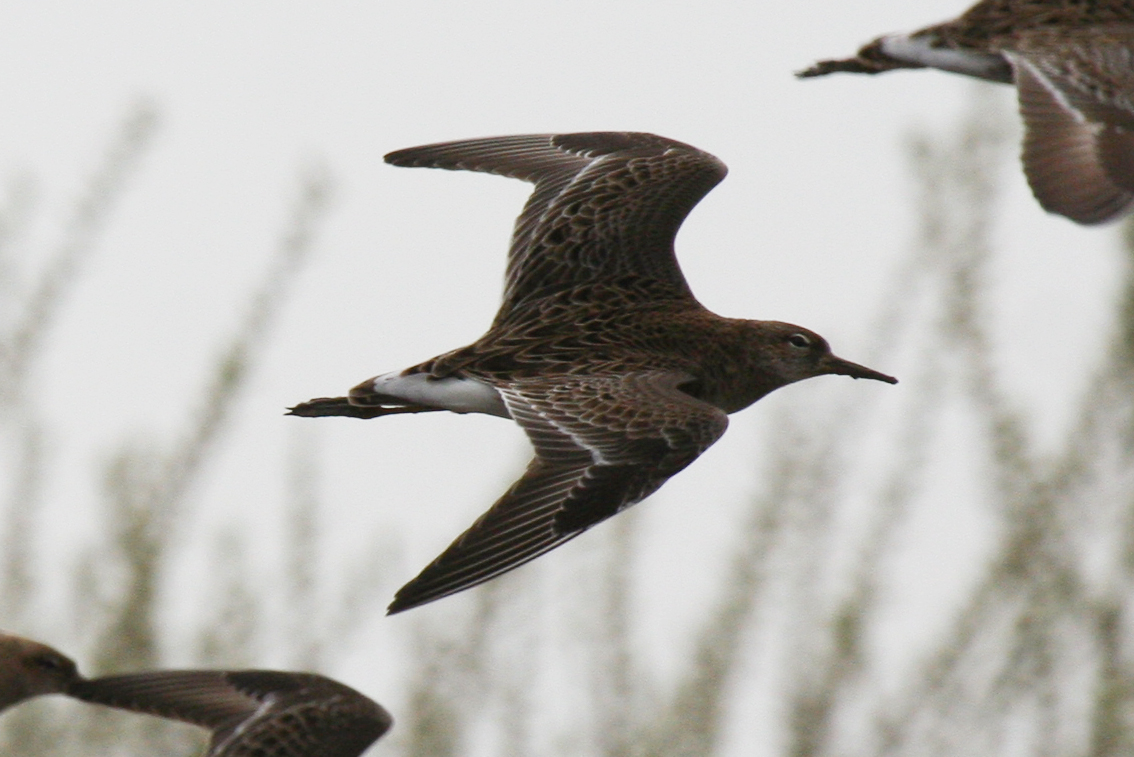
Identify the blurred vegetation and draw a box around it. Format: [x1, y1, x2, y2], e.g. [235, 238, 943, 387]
[2, 85, 1134, 756]
[0, 101, 346, 755]
[391, 85, 1134, 757]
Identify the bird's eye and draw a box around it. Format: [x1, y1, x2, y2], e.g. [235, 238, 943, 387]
[787, 333, 811, 349]
[32, 654, 63, 671]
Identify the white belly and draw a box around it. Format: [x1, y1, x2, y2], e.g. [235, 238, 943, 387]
[368, 370, 511, 418]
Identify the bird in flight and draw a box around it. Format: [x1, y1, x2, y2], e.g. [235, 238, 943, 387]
[0, 631, 392, 757]
[798, 0, 1134, 225]
[290, 132, 897, 614]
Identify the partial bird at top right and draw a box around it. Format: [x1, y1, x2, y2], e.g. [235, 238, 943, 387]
[798, 0, 1134, 225]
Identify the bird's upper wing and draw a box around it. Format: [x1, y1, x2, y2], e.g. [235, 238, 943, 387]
[69, 670, 391, 756]
[387, 371, 728, 613]
[384, 133, 727, 321]
[1004, 26, 1134, 224]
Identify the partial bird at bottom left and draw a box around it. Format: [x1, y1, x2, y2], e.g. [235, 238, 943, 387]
[0, 631, 392, 757]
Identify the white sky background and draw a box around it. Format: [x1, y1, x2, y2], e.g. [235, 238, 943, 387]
[0, 0, 1127, 752]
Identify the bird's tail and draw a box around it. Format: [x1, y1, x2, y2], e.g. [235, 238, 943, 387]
[286, 396, 442, 419]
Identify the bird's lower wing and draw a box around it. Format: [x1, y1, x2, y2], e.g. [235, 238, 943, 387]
[387, 456, 592, 613]
[387, 371, 727, 613]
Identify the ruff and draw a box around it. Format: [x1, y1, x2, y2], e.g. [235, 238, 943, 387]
[799, 0, 1134, 225]
[290, 132, 897, 613]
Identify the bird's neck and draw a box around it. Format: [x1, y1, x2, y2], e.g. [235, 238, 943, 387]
[691, 320, 788, 414]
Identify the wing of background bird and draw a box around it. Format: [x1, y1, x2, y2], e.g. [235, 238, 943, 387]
[69, 671, 258, 746]
[385, 133, 727, 320]
[387, 371, 728, 613]
[1005, 26, 1134, 223]
[70, 670, 392, 755]
[221, 671, 393, 755]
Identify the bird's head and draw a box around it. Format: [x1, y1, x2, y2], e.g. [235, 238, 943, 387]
[757, 322, 897, 387]
[0, 632, 80, 712]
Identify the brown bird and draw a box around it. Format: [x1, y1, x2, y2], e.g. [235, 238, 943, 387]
[0, 632, 392, 757]
[799, 0, 1134, 225]
[290, 132, 897, 614]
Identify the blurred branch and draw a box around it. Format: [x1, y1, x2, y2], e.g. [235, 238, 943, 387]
[643, 440, 799, 757]
[591, 512, 640, 757]
[399, 582, 510, 757]
[280, 425, 390, 672]
[88, 164, 333, 678]
[194, 531, 260, 668]
[160, 164, 333, 516]
[0, 100, 158, 405]
[0, 422, 44, 619]
[865, 87, 1134, 757]
[0, 101, 158, 651]
[71, 164, 333, 756]
[284, 425, 324, 670]
[0, 173, 36, 321]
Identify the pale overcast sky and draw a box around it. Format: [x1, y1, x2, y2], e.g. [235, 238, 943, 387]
[0, 1, 1126, 752]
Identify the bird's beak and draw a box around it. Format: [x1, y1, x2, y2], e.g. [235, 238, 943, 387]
[822, 355, 898, 384]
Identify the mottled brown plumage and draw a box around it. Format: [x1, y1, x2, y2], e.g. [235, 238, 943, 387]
[799, 0, 1134, 225]
[70, 670, 391, 757]
[289, 132, 897, 614]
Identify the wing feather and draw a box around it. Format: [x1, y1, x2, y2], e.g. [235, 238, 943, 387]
[385, 133, 726, 321]
[1006, 27, 1134, 223]
[387, 372, 727, 613]
[69, 671, 259, 742]
[69, 670, 391, 756]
